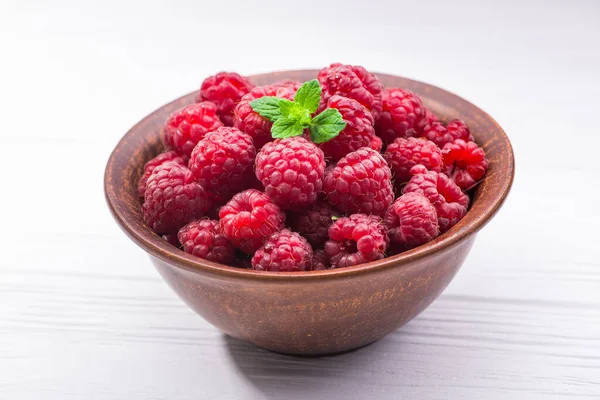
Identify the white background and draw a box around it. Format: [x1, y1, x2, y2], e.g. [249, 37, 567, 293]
[1, 0, 599, 399]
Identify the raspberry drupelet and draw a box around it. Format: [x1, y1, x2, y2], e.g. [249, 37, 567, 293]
[375, 88, 426, 145]
[384, 192, 439, 251]
[198, 72, 255, 126]
[323, 147, 394, 216]
[318, 95, 375, 161]
[219, 189, 286, 254]
[137, 151, 185, 197]
[142, 161, 212, 234]
[325, 214, 389, 268]
[251, 229, 313, 272]
[177, 219, 235, 264]
[403, 165, 470, 233]
[442, 139, 488, 191]
[384, 137, 443, 187]
[163, 102, 223, 158]
[369, 135, 383, 152]
[233, 85, 295, 149]
[255, 137, 325, 211]
[188, 126, 256, 203]
[318, 63, 383, 120]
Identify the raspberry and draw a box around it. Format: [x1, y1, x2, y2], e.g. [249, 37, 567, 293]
[188, 126, 256, 203]
[288, 200, 341, 248]
[163, 102, 223, 158]
[384, 137, 443, 186]
[318, 95, 375, 161]
[414, 107, 439, 135]
[142, 162, 212, 234]
[375, 88, 425, 145]
[198, 72, 255, 126]
[219, 189, 285, 254]
[318, 63, 383, 120]
[273, 80, 302, 92]
[421, 119, 474, 148]
[233, 85, 295, 149]
[255, 137, 325, 211]
[403, 165, 469, 233]
[384, 192, 439, 251]
[323, 148, 394, 216]
[442, 139, 488, 191]
[310, 249, 330, 271]
[251, 229, 313, 272]
[369, 135, 383, 152]
[177, 219, 235, 264]
[137, 151, 185, 197]
[162, 233, 180, 247]
[325, 214, 388, 268]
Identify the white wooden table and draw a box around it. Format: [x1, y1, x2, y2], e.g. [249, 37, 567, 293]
[1, 1, 599, 398]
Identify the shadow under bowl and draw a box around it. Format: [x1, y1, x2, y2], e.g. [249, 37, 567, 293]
[104, 70, 514, 355]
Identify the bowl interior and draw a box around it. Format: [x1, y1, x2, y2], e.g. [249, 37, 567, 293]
[104, 70, 514, 279]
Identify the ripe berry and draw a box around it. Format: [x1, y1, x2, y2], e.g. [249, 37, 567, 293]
[318, 63, 383, 120]
[414, 107, 439, 135]
[369, 135, 383, 152]
[198, 72, 255, 126]
[233, 85, 295, 149]
[442, 139, 488, 191]
[255, 137, 325, 211]
[319, 95, 375, 161]
[323, 148, 394, 216]
[251, 229, 313, 272]
[142, 162, 212, 234]
[384, 192, 439, 251]
[404, 165, 469, 233]
[421, 119, 473, 148]
[325, 214, 388, 268]
[273, 80, 302, 92]
[375, 88, 425, 145]
[177, 219, 235, 264]
[188, 126, 256, 203]
[163, 102, 223, 158]
[219, 189, 285, 254]
[288, 200, 341, 248]
[384, 137, 443, 186]
[137, 151, 185, 197]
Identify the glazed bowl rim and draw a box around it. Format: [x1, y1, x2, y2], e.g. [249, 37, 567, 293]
[104, 69, 515, 282]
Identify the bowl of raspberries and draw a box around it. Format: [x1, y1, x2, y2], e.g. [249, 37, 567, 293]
[105, 65, 514, 355]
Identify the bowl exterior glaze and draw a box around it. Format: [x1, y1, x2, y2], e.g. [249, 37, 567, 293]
[105, 70, 514, 355]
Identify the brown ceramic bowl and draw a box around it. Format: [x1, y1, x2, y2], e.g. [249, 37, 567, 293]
[104, 70, 514, 355]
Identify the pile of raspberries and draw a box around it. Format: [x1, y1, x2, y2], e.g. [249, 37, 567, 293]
[138, 64, 488, 272]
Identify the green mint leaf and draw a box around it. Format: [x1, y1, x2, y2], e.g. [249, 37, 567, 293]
[294, 79, 321, 114]
[309, 108, 346, 143]
[279, 99, 296, 118]
[250, 97, 291, 122]
[271, 117, 305, 139]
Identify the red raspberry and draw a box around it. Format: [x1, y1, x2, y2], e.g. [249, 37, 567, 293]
[403, 165, 469, 233]
[251, 229, 313, 272]
[137, 151, 185, 197]
[325, 214, 388, 268]
[310, 249, 330, 271]
[163, 102, 223, 158]
[188, 126, 256, 203]
[288, 200, 341, 248]
[375, 88, 425, 145]
[177, 219, 235, 264]
[319, 95, 375, 161]
[323, 148, 394, 216]
[414, 107, 439, 135]
[255, 137, 325, 211]
[442, 139, 488, 191]
[219, 189, 285, 254]
[142, 162, 212, 234]
[233, 85, 295, 149]
[318, 63, 383, 120]
[198, 72, 255, 126]
[384, 137, 443, 186]
[273, 80, 302, 92]
[369, 135, 383, 152]
[421, 119, 474, 148]
[384, 192, 439, 251]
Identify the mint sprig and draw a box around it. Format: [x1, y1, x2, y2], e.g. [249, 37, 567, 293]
[249, 79, 346, 143]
